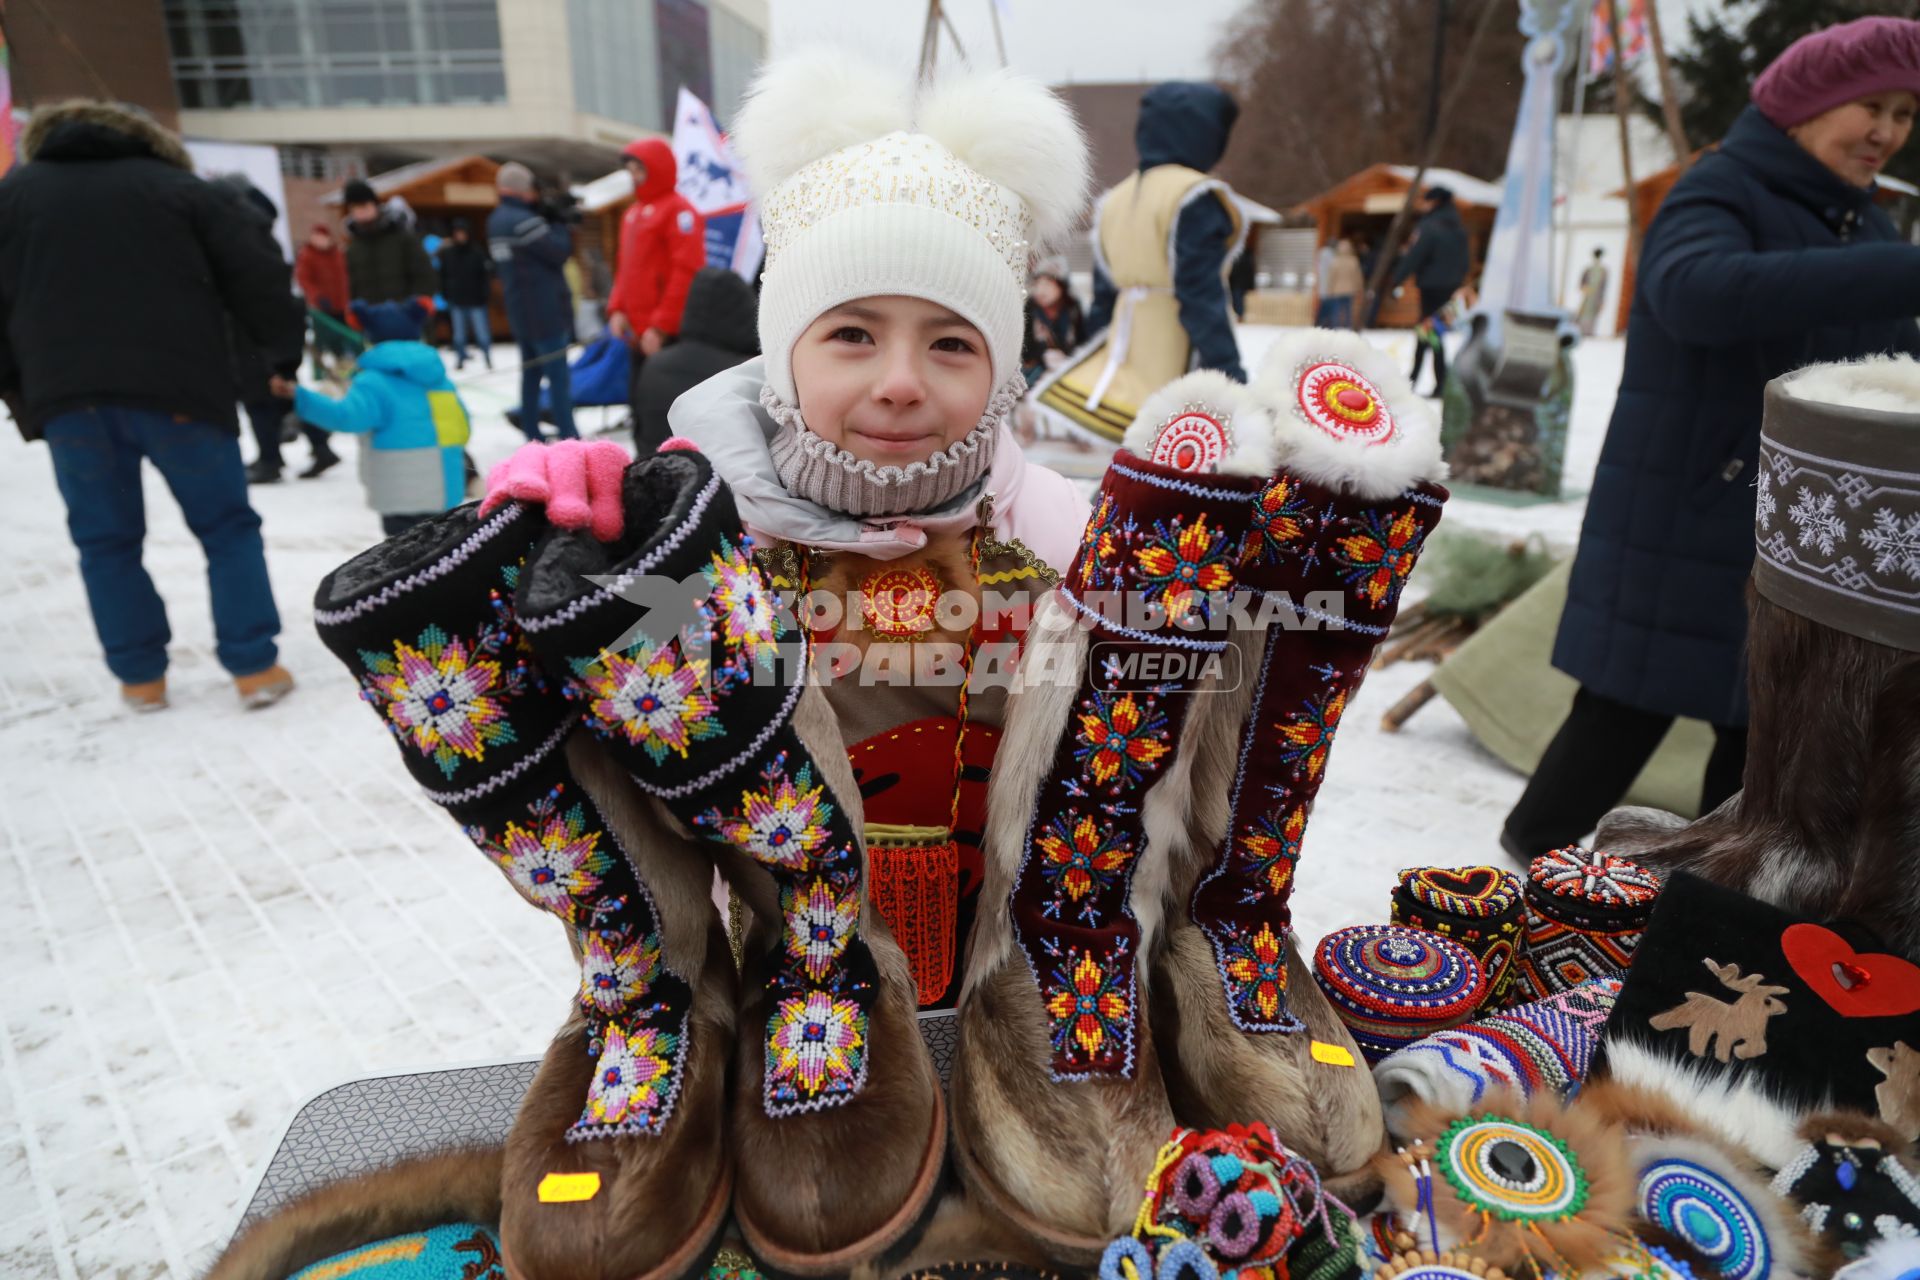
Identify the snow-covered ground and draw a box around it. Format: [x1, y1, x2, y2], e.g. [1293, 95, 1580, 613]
[0, 330, 1623, 1278]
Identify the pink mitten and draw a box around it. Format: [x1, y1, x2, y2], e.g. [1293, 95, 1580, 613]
[478, 439, 631, 542]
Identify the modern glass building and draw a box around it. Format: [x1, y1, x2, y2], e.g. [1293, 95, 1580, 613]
[165, 0, 766, 175]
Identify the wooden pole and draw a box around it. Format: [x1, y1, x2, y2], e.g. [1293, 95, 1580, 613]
[917, 1, 942, 83]
[1605, 0, 1643, 270]
[1641, 0, 1693, 173]
[1354, 0, 1505, 331]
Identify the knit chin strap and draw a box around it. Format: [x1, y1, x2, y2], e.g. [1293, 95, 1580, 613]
[760, 377, 1022, 517]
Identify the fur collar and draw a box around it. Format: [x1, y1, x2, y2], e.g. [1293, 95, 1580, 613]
[21, 100, 193, 171]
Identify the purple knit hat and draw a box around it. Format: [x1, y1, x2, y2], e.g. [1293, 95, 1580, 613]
[1752, 17, 1920, 130]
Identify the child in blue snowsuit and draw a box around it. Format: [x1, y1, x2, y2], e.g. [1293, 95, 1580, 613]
[294, 300, 472, 535]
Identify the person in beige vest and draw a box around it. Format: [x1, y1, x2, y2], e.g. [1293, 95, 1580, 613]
[1032, 82, 1247, 443]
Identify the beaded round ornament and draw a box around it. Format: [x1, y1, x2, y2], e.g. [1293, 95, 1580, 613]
[1150, 406, 1236, 474]
[1435, 1115, 1590, 1224]
[1296, 360, 1396, 445]
[1636, 1158, 1773, 1280]
[1313, 926, 1487, 1061]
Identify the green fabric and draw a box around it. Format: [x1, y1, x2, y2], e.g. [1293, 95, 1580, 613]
[1428, 558, 1716, 819]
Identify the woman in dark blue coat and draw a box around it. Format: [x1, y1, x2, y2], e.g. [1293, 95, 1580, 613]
[1504, 17, 1920, 859]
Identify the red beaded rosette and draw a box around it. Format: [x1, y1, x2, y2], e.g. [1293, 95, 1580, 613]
[861, 564, 942, 641]
[1150, 408, 1236, 473]
[1296, 361, 1396, 445]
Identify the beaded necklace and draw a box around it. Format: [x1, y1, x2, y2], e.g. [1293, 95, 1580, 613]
[795, 525, 983, 1004]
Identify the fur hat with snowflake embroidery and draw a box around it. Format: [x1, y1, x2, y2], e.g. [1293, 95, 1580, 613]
[732, 48, 1091, 407]
[1756, 357, 1920, 653]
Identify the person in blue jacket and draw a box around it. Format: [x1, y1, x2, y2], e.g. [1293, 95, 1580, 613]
[283, 299, 471, 537]
[487, 162, 577, 442]
[1503, 17, 1920, 860]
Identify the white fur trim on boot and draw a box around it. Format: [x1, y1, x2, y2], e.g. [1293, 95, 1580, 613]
[1250, 328, 1447, 501]
[1124, 370, 1276, 477]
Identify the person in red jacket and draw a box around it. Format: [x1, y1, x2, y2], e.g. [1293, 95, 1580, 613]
[605, 137, 705, 428]
[294, 223, 353, 377]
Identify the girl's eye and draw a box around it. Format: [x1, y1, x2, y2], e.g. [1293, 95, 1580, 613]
[932, 336, 976, 354]
[830, 327, 873, 345]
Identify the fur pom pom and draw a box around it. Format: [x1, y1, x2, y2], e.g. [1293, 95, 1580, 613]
[1250, 328, 1445, 502]
[1781, 354, 1920, 416]
[915, 67, 1091, 249]
[730, 48, 913, 195]
[1124, 370, 1276, 477]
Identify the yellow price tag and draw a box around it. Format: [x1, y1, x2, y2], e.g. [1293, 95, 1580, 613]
[1310, 1040, 1356, 1068]
[537, 1171, 602, 1203]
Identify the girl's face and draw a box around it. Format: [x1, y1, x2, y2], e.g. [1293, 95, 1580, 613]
[1791, 91, 1917, 188]
[1031, 275, 1064, 308]
[789, 295, 994, 467]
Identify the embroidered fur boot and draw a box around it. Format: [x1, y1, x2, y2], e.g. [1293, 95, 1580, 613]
[512, 448, 945, 1276]
[950, 350, 1429, 1257]
[313, 500, 735, 1280]
[1594, 359, 1920, 961]
[1122, 337, 1445, 1203]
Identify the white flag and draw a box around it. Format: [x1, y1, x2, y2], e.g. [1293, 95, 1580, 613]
[671, 86, 752, 214]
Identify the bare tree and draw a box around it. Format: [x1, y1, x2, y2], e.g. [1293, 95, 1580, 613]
[1213, 0, 1529, 210]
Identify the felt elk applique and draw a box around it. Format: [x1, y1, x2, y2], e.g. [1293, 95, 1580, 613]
[1869, 1041, 1920, 1140]
[1648, 959, 1790, 1062]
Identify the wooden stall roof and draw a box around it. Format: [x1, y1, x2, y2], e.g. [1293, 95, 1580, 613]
[321, 154, 502, 217]
[1294, 164, 1503, 223]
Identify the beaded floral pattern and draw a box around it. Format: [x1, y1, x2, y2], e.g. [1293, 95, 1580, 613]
[1331, 506, 1428, 609]
[766, 987, 868, 1106]
[468, 788, 612, 925]
[583, 1017, 682, 1133]
[359, 623, 538, 779]
[574, 641, 721, 765]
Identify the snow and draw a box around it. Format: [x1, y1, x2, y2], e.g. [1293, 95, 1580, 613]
[0, 330, 1624, 1276]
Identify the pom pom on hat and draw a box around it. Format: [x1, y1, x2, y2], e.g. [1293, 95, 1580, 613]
[734, 50, 1091, 405]
[916, 65, 1091, 252]
[731, 48, 913, 196]
[1751, 16, 1920, 130]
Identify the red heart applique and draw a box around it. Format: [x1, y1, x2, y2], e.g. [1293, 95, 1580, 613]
[1782, 924, 1920, 1019]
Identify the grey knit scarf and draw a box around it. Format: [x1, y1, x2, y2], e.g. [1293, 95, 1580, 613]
[759, 379, 1022, 518]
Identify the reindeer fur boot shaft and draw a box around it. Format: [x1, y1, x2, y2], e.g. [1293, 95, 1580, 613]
[512, 448, 944, 1275]
[313, 501, 733, 1280]
[1598, 359, 1920, 961]
[953, 332, 1447, 1257]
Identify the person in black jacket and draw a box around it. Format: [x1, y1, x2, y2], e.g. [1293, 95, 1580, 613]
[0, 101, 304, 710]
[1503, 20, 1920, 861]
[487, 162, 577, 441]
[208, 175, 342, 484]
[438, 218, 493, 370]
[342, 178, 437, 321]
[1391, 186, 1471, 395]
[633, 266, 758, 455]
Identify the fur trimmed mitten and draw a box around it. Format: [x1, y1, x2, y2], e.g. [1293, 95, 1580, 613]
[313, 503, 735, 1280]
[512, 448, 944, 1275]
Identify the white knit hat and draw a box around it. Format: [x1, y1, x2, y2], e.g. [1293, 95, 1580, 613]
[733, 51, 1091, 406]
